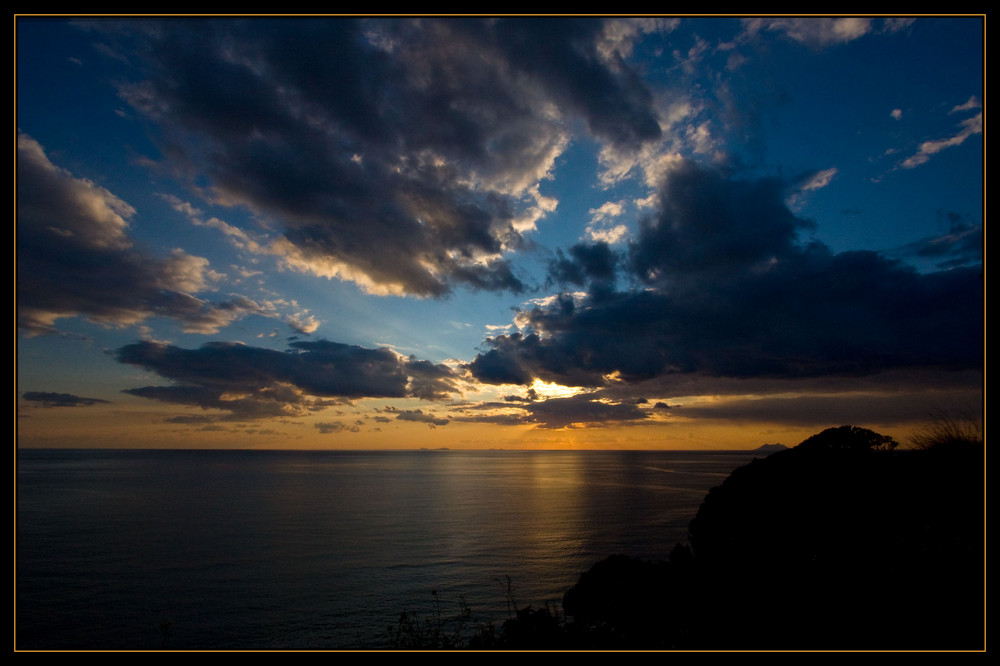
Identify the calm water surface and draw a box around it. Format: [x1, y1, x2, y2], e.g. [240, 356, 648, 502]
[17, 449, 757, 649]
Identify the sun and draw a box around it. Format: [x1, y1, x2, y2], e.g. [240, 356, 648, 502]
[529, 378, 587, 400]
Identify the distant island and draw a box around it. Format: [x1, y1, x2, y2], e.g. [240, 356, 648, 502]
[750, 443, 788, 454]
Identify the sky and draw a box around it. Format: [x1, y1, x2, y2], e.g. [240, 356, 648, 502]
[16, 16, 984, 450]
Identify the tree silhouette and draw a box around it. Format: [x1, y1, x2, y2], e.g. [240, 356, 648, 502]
[795, 424, 899, 453]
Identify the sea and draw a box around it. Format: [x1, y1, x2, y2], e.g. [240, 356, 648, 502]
[16, 448, 761, 650]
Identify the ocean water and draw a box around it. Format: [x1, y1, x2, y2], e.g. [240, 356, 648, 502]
[16, 448, 758, 650]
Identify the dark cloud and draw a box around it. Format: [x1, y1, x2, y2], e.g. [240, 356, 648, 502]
[316, 421, 361, 434]
[469, 160, 983, 389]
[451, 393, 649, 430]
[394, 409, 450, 427]
[891, 211, 983, 270]
[503, 388, 538, 403]
[22, 391, 110, 407]
[16, 134, 272, 335]
[123, 382, 329, 421]
[548, 241, 619, 287]
[452, 412, 531, 427]
[106, 18, 662, 297]
[405, 357, 464, 401]
[670, 391, 980, 428]
[114, 339, 459, 420]
[163, 414, 221, 425]
[489, 18, 662, 148]
[630, 160, 810, 282]
[523, 394, 648, 429]
[467, 344, 537, 386]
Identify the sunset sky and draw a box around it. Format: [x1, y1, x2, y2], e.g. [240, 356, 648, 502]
[16, 16, 984, 450]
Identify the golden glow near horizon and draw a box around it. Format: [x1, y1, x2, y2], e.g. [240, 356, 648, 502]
[17, 387, 937, 452]
[15, 373, 979, 452]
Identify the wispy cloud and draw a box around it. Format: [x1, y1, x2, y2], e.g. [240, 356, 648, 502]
[889, 211, 983, 270]
[22, 391, 110, 407]
[900, 112, 982, 169]
[797, 168, 838, 192]
[741, 17, 874, 48]
[950, 95, 981, 114]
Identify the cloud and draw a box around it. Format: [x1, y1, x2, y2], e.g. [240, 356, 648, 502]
[469, 160, 983, 390]
[950, 95, 981, 113]
[16, 134, 274, 335]
[900, 112, 982, 168]
[449, 392, 650, 430]
[880, 18, 917, 34]
[105, 18, 664, 298]
[285, 312, 321, 335]
[589, 201, 626, 224]
[596, 17, 679, 61]
[796, 168, 837, 192]
[159, 194, 268, 256]
[316, 421, 361, 434]
[668, 389, 980, 428]
[548, 241, 619, 288]
[523, 394, 648, 429]
[586, 224, 629, 245]
[467, 345, 536, 387]
[584, 200, 631, 244]
[22, 391, 110, 407]
[786, 167, 838, 210]
[394, 409, 450, 427]
[741, 18, 874, 48]
[405, 357, 465, 401]
[114, 338, 460, 420]
[630, 160, 811, 281]
[890, 211, 983, 270]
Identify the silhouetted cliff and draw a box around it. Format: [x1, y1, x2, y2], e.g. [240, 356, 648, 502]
[554, 426, 984, 650]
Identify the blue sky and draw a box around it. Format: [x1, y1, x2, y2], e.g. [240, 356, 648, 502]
[16, 16, 983, 449]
